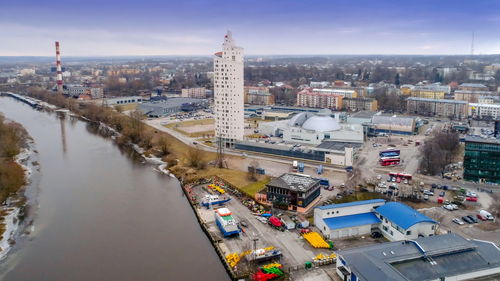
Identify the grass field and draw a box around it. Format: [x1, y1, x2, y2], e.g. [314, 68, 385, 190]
[165, 118, 214, 128]
[114, 103, 138, 111]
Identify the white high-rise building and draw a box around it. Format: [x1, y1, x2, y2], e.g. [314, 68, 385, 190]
[214, 31, 244, 147]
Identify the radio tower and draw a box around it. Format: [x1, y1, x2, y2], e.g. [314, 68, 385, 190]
[470, 31, 475, 57]
[55, 41, 64, 94]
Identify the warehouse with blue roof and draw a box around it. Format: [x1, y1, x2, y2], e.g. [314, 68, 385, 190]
[314, 199, 438, 240]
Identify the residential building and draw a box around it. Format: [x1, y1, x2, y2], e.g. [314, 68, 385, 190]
[244, 86, 274, 105]
[181, 87, 207, 99]
[469, 103, 500, 119]
[342, 97, 378, 111]
[478, 96, 500, 104]
[312, 88, 358, 98]
[407, 97, 468, 119]
[458, 83, 488, 91]
[214, 31, 244, 147]
[336, 233, 500, 281]
[410, 84, 449, 99]
[265, 173, 321, 213]
[454, 90, 495, 103]
[296, 89, 343, 109]
[399, 84, 414, 95]
[464, 136, 500, 184]
[309, 81, 330, 88]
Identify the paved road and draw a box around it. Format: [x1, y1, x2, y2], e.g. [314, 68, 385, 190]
[145, 119, 347, 173]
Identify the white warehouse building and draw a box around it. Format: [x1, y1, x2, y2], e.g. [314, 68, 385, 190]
[315, 200, 438, 241]
[258, 109, 364, 145]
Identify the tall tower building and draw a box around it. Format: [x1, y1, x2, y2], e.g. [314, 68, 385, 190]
[214, 31, 244, 147]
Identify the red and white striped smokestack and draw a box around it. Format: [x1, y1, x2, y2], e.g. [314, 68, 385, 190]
[55, 41, 63, 93]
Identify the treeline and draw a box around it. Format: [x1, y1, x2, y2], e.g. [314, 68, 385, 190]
[0, 114, 28, 204]
[27, 88, 167, 156]
[420, 131, 460, 175]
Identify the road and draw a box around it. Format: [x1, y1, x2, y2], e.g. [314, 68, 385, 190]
[145, 118, 347, 175]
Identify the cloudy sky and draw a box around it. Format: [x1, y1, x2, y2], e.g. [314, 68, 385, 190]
[2, 0, 500, 56]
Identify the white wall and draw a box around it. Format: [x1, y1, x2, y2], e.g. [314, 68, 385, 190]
[214, 31, 244, 143]
[379, 217, 437, 242]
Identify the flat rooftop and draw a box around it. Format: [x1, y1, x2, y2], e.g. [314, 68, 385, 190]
[465, 135, 500, 145]
[337, 233, 500, 281]
[267, 173, 319, 192]
[316, 141, 361, 151]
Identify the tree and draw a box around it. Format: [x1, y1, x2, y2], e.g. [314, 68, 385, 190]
[247, 160, 260, 181]
[419, 131, 459, 175]
[157, 136, 170, 157]
[186, 147, 207, 169]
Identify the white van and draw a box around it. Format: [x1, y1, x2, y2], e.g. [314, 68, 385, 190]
[479, 210, 494, 221]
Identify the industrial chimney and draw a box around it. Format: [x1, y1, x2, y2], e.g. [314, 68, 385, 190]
[55, 41, 63, 94]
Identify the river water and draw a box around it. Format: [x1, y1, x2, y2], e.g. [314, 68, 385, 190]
[0, 97, 230, 281]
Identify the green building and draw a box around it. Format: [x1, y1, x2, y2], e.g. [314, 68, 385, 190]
[463, 136, 500, 184]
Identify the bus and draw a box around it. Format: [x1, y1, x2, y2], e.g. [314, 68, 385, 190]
[380, 158, 400, 166]
[379, 149, 400, 158]
[388, 172, 412, 182]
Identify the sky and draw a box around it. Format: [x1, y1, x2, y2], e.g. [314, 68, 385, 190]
[1, 0, 500, 56]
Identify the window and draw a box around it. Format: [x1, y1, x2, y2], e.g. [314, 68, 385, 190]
[390, 230, 393, 236]
[406, 230, 411, 235]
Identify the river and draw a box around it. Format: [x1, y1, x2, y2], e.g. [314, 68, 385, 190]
[0, 97, 230, 281]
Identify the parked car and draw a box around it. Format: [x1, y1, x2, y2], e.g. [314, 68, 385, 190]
[431, 183, 439, 189]
[452, 218, 464, 225]
[467, 215, 479, 223]
[466, 196, 478, 202]
[424, 190, 434, 196]
[443, 204, 454, 211]
[371, 231, 382, 238]
[462, 216, 474, 224]
[476, 214, 488, 221]
[423, 194, 429, 200]
[439, 191, 445, 197]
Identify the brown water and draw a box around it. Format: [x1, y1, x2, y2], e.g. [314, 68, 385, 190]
[0, 97, 230, 281]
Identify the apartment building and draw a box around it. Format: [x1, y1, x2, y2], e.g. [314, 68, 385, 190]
[213, 31, 244, 147]
[296, 89, 343, 109]
[342, 97, 378, 111]
[407, 97, 468, 119]
[454, 90, 495, 103]
[181, 87, 207, 99]
[410, 84, 450, 99]
[244, 86, 274, 105]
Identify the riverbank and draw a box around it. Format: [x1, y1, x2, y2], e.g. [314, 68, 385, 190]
[0, 115, 35, 260]
[24, 87, 268, 197]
